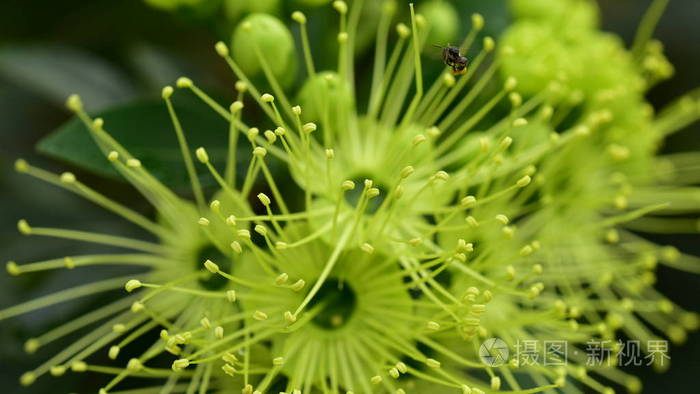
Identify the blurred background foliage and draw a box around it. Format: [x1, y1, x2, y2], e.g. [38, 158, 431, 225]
[0, 0, 698, 393]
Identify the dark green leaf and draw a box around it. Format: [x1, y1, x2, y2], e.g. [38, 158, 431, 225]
[36, 95, 236, 189]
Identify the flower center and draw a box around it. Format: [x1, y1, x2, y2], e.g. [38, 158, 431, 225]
[308, 278, 357, 329]
[196, 244, 231, 290]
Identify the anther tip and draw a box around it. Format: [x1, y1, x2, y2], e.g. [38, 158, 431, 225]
[161, 86, 174, 99]
[176, 77, 193, 88]
[66, 94, 83, 112]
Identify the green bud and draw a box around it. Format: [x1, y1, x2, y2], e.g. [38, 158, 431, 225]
[297, 71, 352, 124]
[231, 13, 297, 87]
[418, 1, 459, 49]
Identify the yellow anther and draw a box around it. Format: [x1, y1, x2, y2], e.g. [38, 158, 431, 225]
[333, 1, 348, 14]
[231, 101, 244, 112]
[6, 261, 20, 276]
[500, 136, 513, 149]
[23, 338, 39, 354]
[107, 151, 119, 162]
[461, 195, 477, 207]
[389, 367, 400, 379]
[325, 149, 335, 159]
[506, 265, 516, 280]
[302, 122, 317, 133]
[409, 238, 422, 247]
[396, 23, 410, 38]
[442, 72, 456, 87]
[261, 93, 274, 103]
[519, 245, 533, 257]
[20, 372, 36, 386]
[274, 126, 286, 136]
[235, 81, 248, 92]
[341, 181, 355, 191]
[479, 136, 490, 152]
[254, 224, 267, 236]
[400, 166, 415, 179]
[171, 358, 190, 371]
[275, 241, 288, 250]
[247, 127, 259, 140]
[495, 214, 509, 225]
[273, 357, 285, 366]
[14, 159, 28, 173]
[127, 358, 143, 371]
[71, 361, 88, 372]
[292, 105, 302, 115]
[509, 92, 522, 107]
[200, 317, 211, 329]
[17, 219, 31, 235]
[366, 188, 380, 198]
[575, 125, 591, 136]
[176, 77, 193, 88]
[204, 259, 220, 274]
[210, 200, 220, 212]
[50, 366, 66, 376]
[275, 273, 289, 285]
[66, 94, 83, 112]
[472, 13, 484, 30]
[517, 175, 532, 188]
[214, 41, 228, 56]
[426, 321, 440, 331]
[253, 310, 268, 321]
[198, 217, 210, 226]
[195, 147, 209, 163]
[491, 377, 501, 390]
[126, 159, 141, 168]
[505, 76, 518, 91]
[162, 86, 174, 99]
[252, 148, 268, 160]
[483, 36, 495, 52]
[360, 243, 375, 254]
[226, 290, 237, 303]
[215, 326, 224, 339]
[237, 229, 251, 239]
[292, 11, 307, 24]
[396, 362, 407, 373]
[465, 216, 479, 228]
[291, 279, 305, 291]
[512, 118, 528, 127]
[284, 311, 297, 323]
[413, 134, 427, 145]
[426, 358, 441, 368]
[257, 193, 271, 206]
[370, 376, 383, 384]
[124, 279, 142, 292]
[230, 241, 242, 254]
[131, 301, 145, 313]
[113, 324, 127, 333]
[264, 130, 277, 144]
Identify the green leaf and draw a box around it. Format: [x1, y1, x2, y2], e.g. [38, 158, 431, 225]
[37, 95, 236, 189]
[0, 45, 135, 110]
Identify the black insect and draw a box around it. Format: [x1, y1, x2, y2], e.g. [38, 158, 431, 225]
[435, 45, 468, 76]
